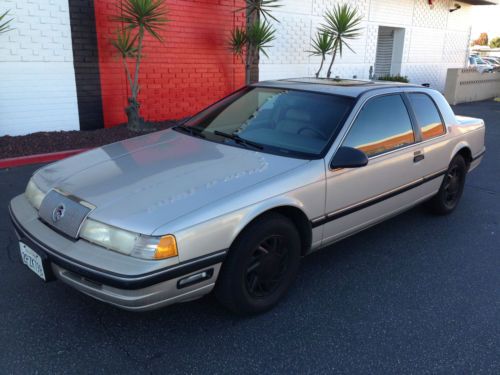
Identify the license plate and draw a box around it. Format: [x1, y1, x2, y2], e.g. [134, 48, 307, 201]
[19, 242, 46, 281]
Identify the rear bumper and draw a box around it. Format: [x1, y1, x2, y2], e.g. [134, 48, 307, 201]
[9, 197, 226, 311]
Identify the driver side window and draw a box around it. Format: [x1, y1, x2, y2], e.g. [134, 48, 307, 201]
[342, 94, 415, 157]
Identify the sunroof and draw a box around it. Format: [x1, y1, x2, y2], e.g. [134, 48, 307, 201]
[281, 77, 375, 86]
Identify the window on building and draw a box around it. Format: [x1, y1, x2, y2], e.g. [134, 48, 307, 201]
[342, 95, 414, 157]
[408, 93, 446, 141]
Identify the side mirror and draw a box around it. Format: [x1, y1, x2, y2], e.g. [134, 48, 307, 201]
[330, 146, 368, 169]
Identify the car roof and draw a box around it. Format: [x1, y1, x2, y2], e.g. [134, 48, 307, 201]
[255, 77, 424, 98]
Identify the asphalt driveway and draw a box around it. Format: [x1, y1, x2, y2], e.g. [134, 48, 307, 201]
[0, 101, 499, 374]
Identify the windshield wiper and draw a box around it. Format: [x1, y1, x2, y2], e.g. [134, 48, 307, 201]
[173, 125, 205, 139]
[213, 130, 263, 150]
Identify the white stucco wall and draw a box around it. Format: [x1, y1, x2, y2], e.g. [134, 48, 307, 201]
[260, 0, 473, 92]
[0, 0, 79, 136]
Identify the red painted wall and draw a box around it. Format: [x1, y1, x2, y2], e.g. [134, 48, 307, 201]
[94, 0, 246, 127]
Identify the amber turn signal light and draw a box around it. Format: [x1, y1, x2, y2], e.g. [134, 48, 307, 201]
[154, 235, 178, 259]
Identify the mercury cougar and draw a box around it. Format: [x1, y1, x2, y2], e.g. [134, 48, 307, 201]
[9, 78, 486, 315]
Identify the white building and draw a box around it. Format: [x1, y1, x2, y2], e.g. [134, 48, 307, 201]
[260, 0, 497, 92]
[0, 0, 497, 137]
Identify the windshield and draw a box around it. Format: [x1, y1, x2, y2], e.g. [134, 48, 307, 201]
[180, 87, 354, 158]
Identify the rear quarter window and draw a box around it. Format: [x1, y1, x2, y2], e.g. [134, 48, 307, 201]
[408, 93, 446, 141]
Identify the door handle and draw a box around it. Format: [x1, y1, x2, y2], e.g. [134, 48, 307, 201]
[413, 152, 424, 163]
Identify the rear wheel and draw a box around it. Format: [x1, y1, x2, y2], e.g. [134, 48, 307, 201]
[215, 213, 301, 315]
[426, 154, 467, 215]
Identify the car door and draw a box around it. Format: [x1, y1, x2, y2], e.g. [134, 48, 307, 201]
[320, 93, 427, 245]
[405, 92, 450, 197]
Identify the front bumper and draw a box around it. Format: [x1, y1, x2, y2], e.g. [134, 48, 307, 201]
[9, 194, 226, 311]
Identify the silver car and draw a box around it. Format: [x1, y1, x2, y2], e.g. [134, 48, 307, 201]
[9, 78, 485, 315]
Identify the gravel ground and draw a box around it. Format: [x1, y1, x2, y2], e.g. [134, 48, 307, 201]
[0, 121, 177, 159]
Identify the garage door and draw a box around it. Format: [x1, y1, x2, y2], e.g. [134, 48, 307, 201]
[374, 27, 394, 78]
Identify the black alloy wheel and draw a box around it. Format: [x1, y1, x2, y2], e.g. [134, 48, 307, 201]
[426, 154, 467, 215]
[215, 213, 301, 315]
[245, 234, 290, 299]
[442, 163, 464, 209]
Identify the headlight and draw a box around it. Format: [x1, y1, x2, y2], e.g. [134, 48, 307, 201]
[79, 219, 178, 260]
[25, 178, 46, 210]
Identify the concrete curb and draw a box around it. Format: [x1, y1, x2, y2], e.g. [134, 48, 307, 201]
[0, 148, 89, 169]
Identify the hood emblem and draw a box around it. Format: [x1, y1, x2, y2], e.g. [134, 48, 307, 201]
[52, 203, 66, 223]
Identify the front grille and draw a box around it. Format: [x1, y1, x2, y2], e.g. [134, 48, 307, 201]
[38, 190, 92, 239]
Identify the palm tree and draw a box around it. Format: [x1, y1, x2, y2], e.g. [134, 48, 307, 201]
[230, 0, 281, 85]
[0, 10, 13, 35]
[309, 31, 334, 78]
[321, 4, 363, 79]
[111, 0, 168, 131]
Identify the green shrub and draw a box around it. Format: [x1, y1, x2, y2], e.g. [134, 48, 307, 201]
[377, 74, 410, 83]
[489, 37, 500, 48]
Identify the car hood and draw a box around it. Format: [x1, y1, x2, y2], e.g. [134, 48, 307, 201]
[34, 129, 309, 235]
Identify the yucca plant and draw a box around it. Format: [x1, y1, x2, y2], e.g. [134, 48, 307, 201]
[111, 0, 168, 131]
[230, 0, 281, 85]
[246, 20, 276, 57]
[238, 0, 281, 22]
[309, 31, 334, 78]
[321, 4, 363, 79]
[111, 29, 138, 91]
[0, 10, 13, 35]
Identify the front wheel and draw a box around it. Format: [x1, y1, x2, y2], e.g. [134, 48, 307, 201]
[215, 213, 301, 315]
[426, 154, 467, 215]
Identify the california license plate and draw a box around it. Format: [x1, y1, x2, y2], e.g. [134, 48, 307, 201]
[19, 242, 46, 281]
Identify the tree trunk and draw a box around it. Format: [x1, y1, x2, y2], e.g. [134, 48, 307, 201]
[326, 41, 338, 78]
[245, 42, 253, 85]
[127, 27, 145, 131]
[249, 56, 259, 84]
[122, 58, 133, 92]
[132, 27, 144, 98]
[316, 56, 325, 78]
[245, 64, 252, 85]
[246, 7, 260, 85]
[126, 98, 142, 131]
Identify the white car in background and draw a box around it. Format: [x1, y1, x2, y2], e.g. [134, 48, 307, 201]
[468, 56, 494, 73]
[482, 57, 500, 71]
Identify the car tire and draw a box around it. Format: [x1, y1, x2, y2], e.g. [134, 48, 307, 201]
[215, 212, 301, 315]
[426, 154, 467, 215]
